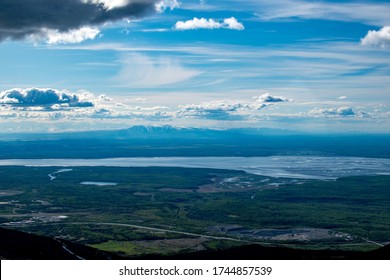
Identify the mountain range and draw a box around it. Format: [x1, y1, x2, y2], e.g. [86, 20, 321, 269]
[0, 125, 389, 158]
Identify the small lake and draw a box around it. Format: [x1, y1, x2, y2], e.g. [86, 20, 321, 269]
[80, 181, 118, 186]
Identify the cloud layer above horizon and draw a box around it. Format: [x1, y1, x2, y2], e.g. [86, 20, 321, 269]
[0, 87, 381, 129]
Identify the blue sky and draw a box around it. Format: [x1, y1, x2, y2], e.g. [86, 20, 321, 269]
[0, 0, 389, 133]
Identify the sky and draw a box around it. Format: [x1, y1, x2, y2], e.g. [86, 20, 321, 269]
[0, 0, 389, 133]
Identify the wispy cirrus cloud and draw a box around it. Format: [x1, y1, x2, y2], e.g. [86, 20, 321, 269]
[184, 0, 390, 26]
[257, 0, 390, 26]
[43, 39, 390, 102]
[114, 53, 201, 87]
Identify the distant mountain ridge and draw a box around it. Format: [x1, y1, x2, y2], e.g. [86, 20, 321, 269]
[0, 125, 389, 159]
[0, 125, 297, 141]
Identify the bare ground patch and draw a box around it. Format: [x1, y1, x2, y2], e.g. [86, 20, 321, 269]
[209, 225, 353, 242]
[133, 237, 207, 252]
[0, 190, 23, 196]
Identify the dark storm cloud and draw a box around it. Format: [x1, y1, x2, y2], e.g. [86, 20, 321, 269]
[0, 0, 158, 41]
[0, 88, 94, 107]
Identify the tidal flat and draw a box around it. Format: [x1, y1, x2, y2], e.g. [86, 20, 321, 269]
[0, 156, 389, 179]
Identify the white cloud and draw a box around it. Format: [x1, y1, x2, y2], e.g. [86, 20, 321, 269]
[30, 27, 100, 45]
[156, 0, 181, 13]
[308, 107, 373, 119]
[126, 97, 147, 103]
[174, 17, 244, 30]
[0, 96, 19, 104]
[177, 102, 245, 120]
[175, 18, 221, 30]
[99, 94, 112, 101]
[361, 26, 390, 48]
[114, 53, 201, 87]
[176, 99, 268, 120]
[338, 96, 348, 100]
[223, 17, 244, 30]
[90, 106, 173, 121]
[356, 111, 371, 118]
[256, 93, 291, 103]
[84, 0, 130, 10]
[93, 108, 112, 116]
[309, 107, 356, 117]
[134, 105, 169, 111]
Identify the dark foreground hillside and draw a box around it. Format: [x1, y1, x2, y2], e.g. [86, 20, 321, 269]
[1, 227, 388, 260]
[0, 227, 122, 260]
[147, 244, 390, 260]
